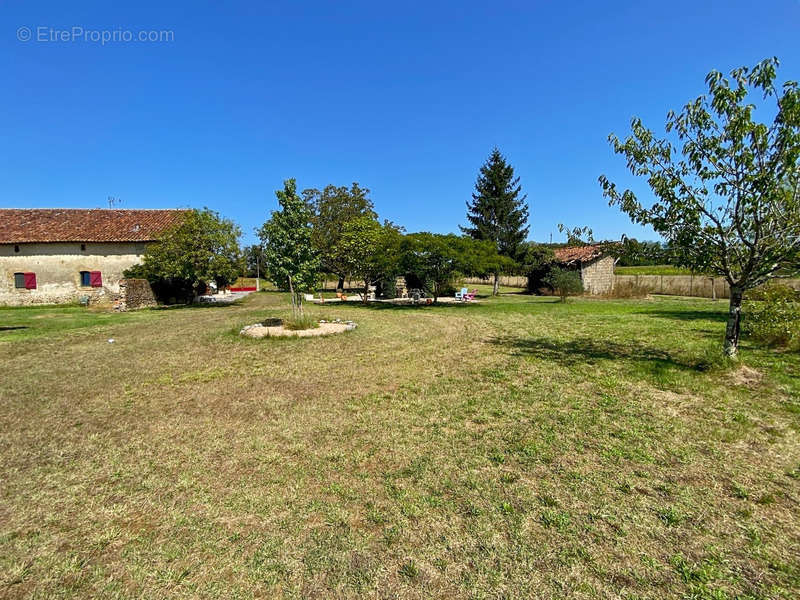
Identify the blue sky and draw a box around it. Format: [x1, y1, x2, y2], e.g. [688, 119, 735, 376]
[3, 1, 799, 246]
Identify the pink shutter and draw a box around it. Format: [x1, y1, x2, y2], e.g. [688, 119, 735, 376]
[24, 272, 37, 289]
[90, 271, 103, 287]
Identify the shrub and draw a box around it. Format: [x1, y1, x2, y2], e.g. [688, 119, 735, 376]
[745, 284, 800, 302]
[742, 285, 800, 349]
[544, 268, 583, 302]
[376, 278, 397, 299]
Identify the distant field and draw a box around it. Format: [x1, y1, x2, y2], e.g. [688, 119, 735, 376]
[1, 292, 798, 598]
[615, 265, 696, 276]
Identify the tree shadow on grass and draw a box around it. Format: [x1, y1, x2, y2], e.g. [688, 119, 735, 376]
[151, 300, 249, 311]
[637, 309, 728, 323]
[314, 300, 484, 312]
[490, 334, 714, 372]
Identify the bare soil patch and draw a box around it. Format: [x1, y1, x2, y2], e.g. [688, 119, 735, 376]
[730, 365, 763, 386]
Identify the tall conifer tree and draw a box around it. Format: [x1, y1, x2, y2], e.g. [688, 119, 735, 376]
[461, 148, 530, 294]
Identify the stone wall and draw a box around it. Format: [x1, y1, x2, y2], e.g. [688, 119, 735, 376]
[114, 278, 156, 311]
[579, 255, 615, 295]
[463, 275, 528, 287]
[0, 241, 149, 306]
[616, 274, 800, 299]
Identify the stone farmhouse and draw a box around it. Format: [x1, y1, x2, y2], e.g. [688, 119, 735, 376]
[553, 244, 615, 295]
[0, 209, 185, 306]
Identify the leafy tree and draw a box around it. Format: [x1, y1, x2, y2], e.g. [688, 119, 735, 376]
[403, 234, 510, 302]
[332, 217, 403, 303]
[461, 148, 530, 295]
[600, 58, 800, 357]
[259, 179, 320, 316]
[557, 224, 596, 246]
[243, 244, 267, 278]
[520, 242, 556, 292]
[614, 239, 670, 267]
[304, 183, 377, 289]
[544, 267, 583, 302]
[134, 208, 242, 301]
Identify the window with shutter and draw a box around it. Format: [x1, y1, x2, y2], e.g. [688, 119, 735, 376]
[14, 273, 25, 289]
[80, 271, 91, 287]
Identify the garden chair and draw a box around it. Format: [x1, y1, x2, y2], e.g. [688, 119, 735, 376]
[463, 289, 477, 301]
[455, 287, 469, 301]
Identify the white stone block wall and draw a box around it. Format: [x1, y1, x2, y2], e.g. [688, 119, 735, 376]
[580, 256, 615, 295]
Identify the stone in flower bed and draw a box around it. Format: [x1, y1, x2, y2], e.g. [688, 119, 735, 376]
[240, 318, 356, 338]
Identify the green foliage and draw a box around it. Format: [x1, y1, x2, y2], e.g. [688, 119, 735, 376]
[258, 179, 320, 315]
[520, 243, 555, 272]
[520, 243, 555, 292]
[742, 285, 800, 349]
[332, 217, 403, 303]
[403, 234, 510, 301]
[599, 58, 800, 356]
[557, 224, 594, 246]
[462, 148, 530, 260]
[615, 239, 671, 267]
[544, 267, 583, 302]
[462, 147, 530, 294]
[131, 208, 242, 301]
[243, 244, 267, 278]
[304, 183, 377, 283]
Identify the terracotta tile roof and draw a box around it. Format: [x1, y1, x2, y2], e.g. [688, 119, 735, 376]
[553, 244, 606, 264]
[0, 209, 187, 243]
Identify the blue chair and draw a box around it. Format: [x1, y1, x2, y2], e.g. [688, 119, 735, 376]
[455, 287, 469, 301]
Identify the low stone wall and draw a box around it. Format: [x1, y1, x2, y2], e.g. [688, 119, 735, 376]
[463, 275, 528, 287]
[615, 274, 800, 299]
[464, 273, 800, 299]
[114, 278, 156, 311]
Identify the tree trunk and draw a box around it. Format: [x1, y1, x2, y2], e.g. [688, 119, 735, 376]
[492, 272, 500, 296]
[288, 275, 297, 319]
[723, 286, 744, 358]
[363, 279, 370, 304]
[337, 276, 345, 291]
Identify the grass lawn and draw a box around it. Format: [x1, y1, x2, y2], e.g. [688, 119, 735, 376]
[1, 291, 799, 598]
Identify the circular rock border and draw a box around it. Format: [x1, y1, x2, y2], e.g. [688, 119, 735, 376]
[240, 318, 357, 338]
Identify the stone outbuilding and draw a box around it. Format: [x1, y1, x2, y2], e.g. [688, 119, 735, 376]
[553, 244, 615, 295]
[0, 208, 185, 306]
